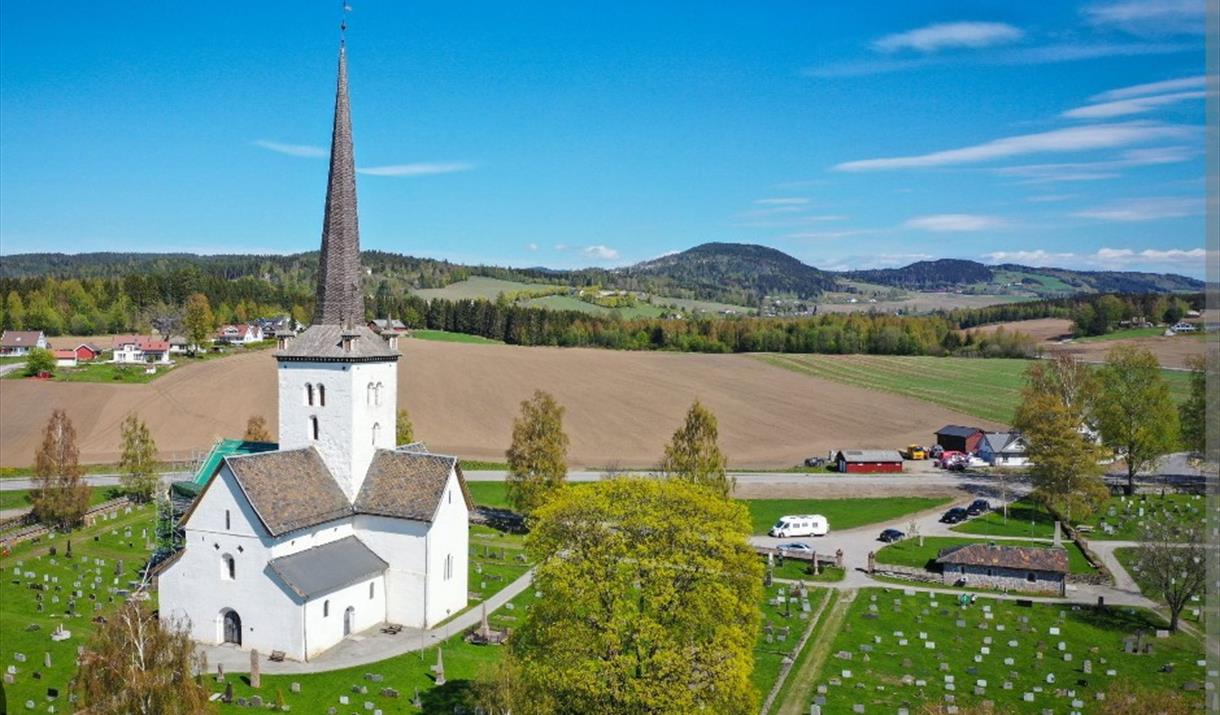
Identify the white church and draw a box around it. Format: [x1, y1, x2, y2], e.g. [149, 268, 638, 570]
[158, 42, 471, 662]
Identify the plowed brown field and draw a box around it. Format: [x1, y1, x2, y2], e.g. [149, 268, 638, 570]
[0, 340, 1003, 469]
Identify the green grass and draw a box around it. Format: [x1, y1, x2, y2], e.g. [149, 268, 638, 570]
[810, 587, 1205, 714]
[1074, 327, 1166, 342]
[1112, 547, 1204, 623]
[2, 362, 165, 383]
[758, 354, 1192, 424]
[875, 535, 1097, 575]
[658, 296, 755, 315]
[752, 586, 831, 700]
[770, 559, 846, 583]
[410, 330, 503, 345]
[0, 503, 159, 710]
[746, 496, 952, 536]
[953, 494, 1208, 542]
[522, 294, 668, 319]
[766, 588, 841, 715]
[412, 276, 554, 301]
[0, 487, 119, 512]
[465, 482, 511, 509]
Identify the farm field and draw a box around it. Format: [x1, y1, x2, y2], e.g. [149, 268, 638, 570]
[521, 294, 668, 319]
[968, 318, 1206, 369]
[758, 353, 1192, 424]
[0, 340, 998, 468]
[411, 276, 554, 301]
[409, 330, 503, 345]
[875, 535, 1097, 575]
[815, 292, 1035, 314]
[658, 296, 754, 314]
[808, 587, 1205, 714]
[953, 494, 1208, 542]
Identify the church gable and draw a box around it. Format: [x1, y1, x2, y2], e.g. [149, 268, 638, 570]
[353, 450, 474, 522]
[178, 463, 265, 538]
[225, 447, 353, 536]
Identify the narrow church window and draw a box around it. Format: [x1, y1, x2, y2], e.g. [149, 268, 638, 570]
[305, 383, 314, 406]
[318, 383, 326, 406]
[222, 554, 235, 580]
[225, 509, 230, 530]
[375, 382, 383, 406]
[323, 600, 330, 617]
[372, 422, 380, 445]
[369, 582, 375, 600]
[366, 383, 374, 406]
[311, 416, 320, 440]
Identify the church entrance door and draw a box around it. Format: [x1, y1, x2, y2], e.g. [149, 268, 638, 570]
[343, 606, 355, 636]
[223, 610, 242, 645]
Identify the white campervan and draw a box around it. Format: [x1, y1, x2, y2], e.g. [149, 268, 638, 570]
[769, 514, 829, 538]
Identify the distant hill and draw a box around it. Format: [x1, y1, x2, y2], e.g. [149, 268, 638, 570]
[843, 259, 994, 290]
[843, 258, 1201, 296]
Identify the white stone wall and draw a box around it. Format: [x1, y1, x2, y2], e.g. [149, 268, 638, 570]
[302, 574, 387, 659]
[159, 466, 307, 659]
[277, 358, 397, 500]
[941, 564, 1063, 595]
[354, 514, 429, 628]
[425, 470, 470, 626]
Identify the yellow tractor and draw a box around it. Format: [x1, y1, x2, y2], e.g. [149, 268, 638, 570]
[902, 444, 927, 460]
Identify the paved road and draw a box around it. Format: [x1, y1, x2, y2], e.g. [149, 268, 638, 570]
[0, 361, 26, 378]
[0, 471, 190, 491]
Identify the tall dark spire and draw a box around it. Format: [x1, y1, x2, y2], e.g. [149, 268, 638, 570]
[313, 46, 362, 326]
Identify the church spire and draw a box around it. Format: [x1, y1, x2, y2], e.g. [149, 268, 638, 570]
[313, 44, 362, 326]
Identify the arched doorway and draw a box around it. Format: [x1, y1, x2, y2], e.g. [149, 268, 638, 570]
[222, 610, 242, 646]
[343, 606, 355, 636]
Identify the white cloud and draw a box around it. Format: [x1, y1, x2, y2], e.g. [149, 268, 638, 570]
[995, 145, 1197, 183]
[1071, 196, 1204, 221]
[872, 22, 1024, 53]
[1062, 90, 1205, 118]
[754, 197, 809, 205]
[252, 140, 328, 158]
[553, 243, 570, 252]
[983, 249, 1075, 266]
[583, 245, 620, 260]
[357, 162, 474, 177]
[1083, 0, 1206, 35]
[984, 246, 1207, 268]
[834, 121, 1194, 171]
[1026, 194, 1078, 203]
[1091, 75, 1208, 101]
[783, 229, 878, 240]
[904, 214, 1006, 232]
[526, 243, 539, 252]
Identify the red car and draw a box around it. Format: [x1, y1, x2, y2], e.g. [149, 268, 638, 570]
[936, 450, 965, 468]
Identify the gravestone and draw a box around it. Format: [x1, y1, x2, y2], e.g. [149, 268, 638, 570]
[250, 649, 260, 689]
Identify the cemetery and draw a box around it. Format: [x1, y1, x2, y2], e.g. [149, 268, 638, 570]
[807, 586, 1207, 714]
[875, 537, 1098, 577]
[951, 493, 1207, 541]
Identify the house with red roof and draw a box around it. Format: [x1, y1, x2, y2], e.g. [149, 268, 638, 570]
[112, 335, 171, 364]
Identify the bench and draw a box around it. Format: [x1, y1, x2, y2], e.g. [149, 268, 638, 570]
[269, 651, 286, 662]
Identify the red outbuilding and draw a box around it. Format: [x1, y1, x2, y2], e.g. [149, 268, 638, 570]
[834, 449, 904, 473]
[74, 343, 103, 362]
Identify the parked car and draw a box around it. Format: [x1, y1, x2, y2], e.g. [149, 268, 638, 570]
[930, 444, 944, 458]
[803, 456, 828, 468]
[1170, 321, 1196, 333]
[901, 444, 927, 460]
[966, 499, 991, 516]
[936, 450, 965, 468]
[776, 542, 813, 556]
[879, 528, 905, 543]
[940, 507, 969, 524]
[769, 514, 830, 538]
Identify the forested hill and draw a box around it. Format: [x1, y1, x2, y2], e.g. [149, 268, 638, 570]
[843, 258, 1202, 294]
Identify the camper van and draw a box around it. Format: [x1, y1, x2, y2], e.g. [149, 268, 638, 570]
[769, 514, 829, 538]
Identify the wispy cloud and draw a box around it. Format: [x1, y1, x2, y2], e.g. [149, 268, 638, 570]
[834, 121, 1194, 171]
[357, 162, 474, 177]
[1092, 75, 1208, 101]
[872, 22, 1023, 53]
[736, 215, 846, 229]
[995, 145, 1198, 183]
[982, 249, 1076, 265]
[1062, 90, 1205, 118]
[984, 246, 1207, 269]
[754, 197, 810, 205]
[783, 228, 879, 240]
[1071, 196, 1204, 221]
[253, 140, 328, 158]
[1082, 0, 1206, 35]
[526, 243, 539, 252]
[903, 214, 1006, 232]
[583, 245, 620, 260]
[1026, 194, 1079, 203]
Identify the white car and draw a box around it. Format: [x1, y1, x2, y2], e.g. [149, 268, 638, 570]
[776, 542, 813, 556]
[1170, 322, 1196, 333]
[769, 514, 829, 538]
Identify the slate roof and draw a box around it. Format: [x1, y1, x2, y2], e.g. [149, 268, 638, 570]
[267, 536, 387, 599]
[1, 330, 44, 348]
[936, 425, 983, 438]
[937, 544, 1069, 573]
[274, 324, 398, 361]
[980, 432, 1023, 454]
[354, 450, 474, 521]
[224, 448, 353, 536]
[836, 449, 904, 463]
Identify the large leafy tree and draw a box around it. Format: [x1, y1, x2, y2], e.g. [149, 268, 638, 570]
[1177, 355, 1207, 454]
[660, 400, 732, 498]
[505, 390, 569, 516]
[75, 602, 214, 714]
[31, 409, 90, 529]
[1133, 510, 1205, 632]
[119, 413, 159, 502]
[1094, 345, 1179, 495]
[511, 478, 762, 715]
[24, 347, 56, 376]
[182, 292, 214, 354]
[396, 407, 414, 446]
[1013, 357, 1107, 522]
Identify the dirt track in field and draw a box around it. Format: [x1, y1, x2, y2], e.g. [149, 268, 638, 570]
[971, 318, 1206, 369]
[0, 340, 1003, 469]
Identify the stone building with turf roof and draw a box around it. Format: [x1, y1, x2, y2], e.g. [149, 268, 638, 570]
[936, 543, 1068, 596]
[157, 40, 472, 661]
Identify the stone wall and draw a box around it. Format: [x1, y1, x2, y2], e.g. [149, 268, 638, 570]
[940, 564, 1064, 595]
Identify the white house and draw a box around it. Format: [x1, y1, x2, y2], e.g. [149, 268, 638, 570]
[158, 43, 471, 662]
[215, 324, 266, 345]
[0, 330, 47, 356]
[112, 335, 171, 364]
[977, 432, 1030, 467]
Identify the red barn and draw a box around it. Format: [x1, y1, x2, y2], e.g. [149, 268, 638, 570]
[935, 425, 985, 454]
[834, 450, 904, 473]
[74, 343, 103, 361]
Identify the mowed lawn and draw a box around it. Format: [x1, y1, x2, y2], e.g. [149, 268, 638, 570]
[522, 294, 668, 319]
[757, 354, 1192, 424]
[0, 487, 118, 512]
[810, 587, 1206, 714]
[953, 493, 1208, 541]
[409, 330, 503, 345]
[875, 535, 1096, 574]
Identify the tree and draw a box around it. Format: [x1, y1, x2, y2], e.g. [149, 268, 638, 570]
[511, 478, 762, 715]
[119, 413, 159, 502]
[1094, 346, 1180, 495]
[5, 290, 25, 330]
[243, 415, 271, 442]
[660, 400, 732, 498]
[75, 601, 214, 714]
[396, 408, 414, 446]
[24, 347, 56, 376]
[31, 409, 90, 529]
[505, 390, 569, 516]
[1013, 358, 1108, 522]
[182, 292, 214, 354]
[1133, 510, 1205, 632]
[147, 301, 182, 341]
[1177, 355, 1206, 454]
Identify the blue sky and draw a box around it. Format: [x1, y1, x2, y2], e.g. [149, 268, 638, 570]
[0, 1, 1209, 277]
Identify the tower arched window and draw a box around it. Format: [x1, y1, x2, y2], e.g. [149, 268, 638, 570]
[311, 416, 319, 441]
[372, 422, 380, 445]
[224, 509, 230, 531]
[305, 383, 314, 406]
[323, 600, 330, 617]
[318, 383, 326, 407]
[367, 383, 375, 406]
[375, 382, 384, 406]
[221, 554, 235, 580]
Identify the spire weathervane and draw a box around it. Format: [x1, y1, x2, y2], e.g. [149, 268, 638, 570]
[340, 2, 352, 45]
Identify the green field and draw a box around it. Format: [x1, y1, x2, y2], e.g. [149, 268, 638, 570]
[810, 587, 1205, 713]
[875, 536, 1096, 575]
[3, 362, 165, 384]
[0, 487, 118, 513]
[412, 276, 555, 301]
[758, 354, 1192, 424]
[746, 497, 952, 536]
[752, 586, 831, 701]
[658, 296, 755, 315]
[953, 494, 1208, 542]
[522, 294, 668, 319]
[409, 330, 503, 345]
